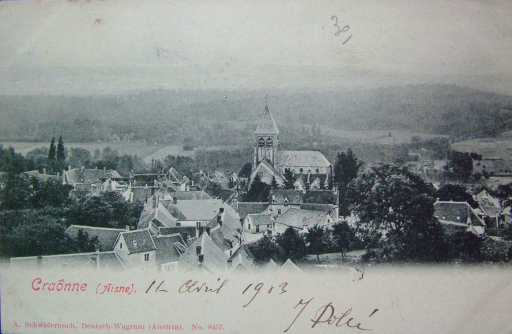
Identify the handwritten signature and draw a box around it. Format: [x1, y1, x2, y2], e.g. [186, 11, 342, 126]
[331, 16, 352, 44]
[284, 298, 378, 332]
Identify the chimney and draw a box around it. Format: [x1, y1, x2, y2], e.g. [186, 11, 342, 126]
[205, 226, 211, 236]
[196, 245, 202, 255]
[152, 196, 157, 208]
[198, 254, 204, 264]
[173, 196, 178, 204]
[219, 207, 225, 213]
[196, 222, 200, 238]
[125, 225, 130, 231]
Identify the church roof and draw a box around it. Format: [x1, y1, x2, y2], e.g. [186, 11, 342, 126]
[278, 150, 331, 168]
[254, 106, 279, 135]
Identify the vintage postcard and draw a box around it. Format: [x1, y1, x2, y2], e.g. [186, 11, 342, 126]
[1, 0, 512, 333]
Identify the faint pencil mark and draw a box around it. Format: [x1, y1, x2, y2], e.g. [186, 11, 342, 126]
[331, 15, 352, 44]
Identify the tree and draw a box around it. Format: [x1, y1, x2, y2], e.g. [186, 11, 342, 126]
[283, 168, 295, 189]
[345, 162, 445, 261]
[48, 137, 56, 161]
[270, 175, 279, 189]
[1, 216, 74, 257]
[245, 174, 270, 202]
[73, 229, 99, 253]
[275, 227, 307, 263]
[29, 177, 73, 209]
[68, 148, 93, 168]
[305, 225, 329, 262]
[66, 191, 143, 229]
[444, 150, 473, 181]
[56, 136, 65, 162]
[330, 221, 358, 260]
[0, 173, 31, 210]
[333, 149, 363, 216]
[437, 184, 478, 208]
[247, 234, 284, 264]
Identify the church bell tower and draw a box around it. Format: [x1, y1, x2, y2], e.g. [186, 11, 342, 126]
[253, 105, 279, 168]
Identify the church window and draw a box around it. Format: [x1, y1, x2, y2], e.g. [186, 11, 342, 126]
[258, 137, 265, 147]
[266, 138, 273, 147]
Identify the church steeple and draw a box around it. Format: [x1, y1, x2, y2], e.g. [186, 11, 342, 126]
[253, 105, 279, 168]
[254, 105, 279, 135]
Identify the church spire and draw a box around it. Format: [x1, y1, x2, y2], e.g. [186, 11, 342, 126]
[254, 104, 279, 135]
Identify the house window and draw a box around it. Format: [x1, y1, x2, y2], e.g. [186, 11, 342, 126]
[144, 253, 150, 261]
[176, 222, 181, 227]
[278, 209, 282, 214]
[120, 243, 123, 249]
[248, 224, 251, 230]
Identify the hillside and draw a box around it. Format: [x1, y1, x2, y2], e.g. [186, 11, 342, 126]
[1, 84, 511, 144]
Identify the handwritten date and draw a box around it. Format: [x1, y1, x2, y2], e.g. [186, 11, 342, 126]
[242, 282, 288, 307]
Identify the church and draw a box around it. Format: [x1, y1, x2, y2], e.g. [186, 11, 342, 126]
[240, 105, 332, 190]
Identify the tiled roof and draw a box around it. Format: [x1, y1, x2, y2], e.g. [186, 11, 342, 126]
[254, 106, 279, 135]
[137, 203, 177, 230]
[227, 242, 259, 272]
[434, 201, 470, 223]
[171, 191, 213, 201]
[270, 189, 304, 204]
[65, 168, 112, 185]
[276, 209, 331, 229]
[434, 201, 486, 227]
[23, 170, 58, 181]
[278, 150, 331, 168]
[238, 163, 253, 178]
[162, 199, 238, 222]
[153, 234, 186, 264]
[158, 226, 197, 240]
[178, 233, 227, 273]
[300, 203, 335, 212]
[278, 259, 304, 274]
[247, 213, 272, 226]
[237, 202, 269, 220]
[65, 225, 125, 251]
[302, 191, 338, 205]
[10, 252, 125, 270]
[270, 189, 337, 205]
[168, 167, 188, 185]
[120, 230, 156, 254]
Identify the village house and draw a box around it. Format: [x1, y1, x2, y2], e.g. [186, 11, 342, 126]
[434, 200, 487, 235]
[274, 208, 337, 234]
[268, 189, 338, 218]
[244, 213, 273, 234]
[65, 225, 126, 252]
[178, 232, 228, 274]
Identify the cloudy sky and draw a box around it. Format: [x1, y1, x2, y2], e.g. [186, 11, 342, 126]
[1, 0, 511, 95]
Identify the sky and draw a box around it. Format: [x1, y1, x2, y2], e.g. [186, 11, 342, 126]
[1, 0, 512, 95]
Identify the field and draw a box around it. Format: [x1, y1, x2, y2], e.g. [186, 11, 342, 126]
[452, 138, 512, 160]
[0, 140, 164, 159]
[321, 127, 446, 145]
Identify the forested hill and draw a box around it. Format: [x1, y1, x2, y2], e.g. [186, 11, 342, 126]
[1, 84, 511, 142]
